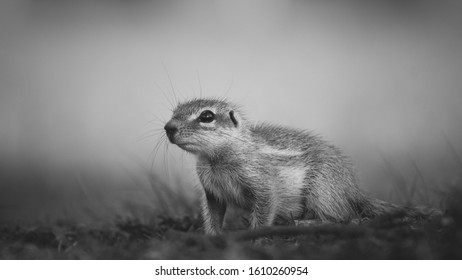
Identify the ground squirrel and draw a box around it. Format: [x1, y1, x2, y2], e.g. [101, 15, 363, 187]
[163, 98, 398, 235]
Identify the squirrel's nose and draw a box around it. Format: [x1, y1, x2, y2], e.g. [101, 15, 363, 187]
[164, 120, 179, 142]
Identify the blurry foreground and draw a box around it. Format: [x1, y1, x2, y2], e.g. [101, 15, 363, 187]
[1, 186, 462, 259]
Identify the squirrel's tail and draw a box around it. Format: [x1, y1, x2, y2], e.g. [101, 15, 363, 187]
[363, 198, 442, 221]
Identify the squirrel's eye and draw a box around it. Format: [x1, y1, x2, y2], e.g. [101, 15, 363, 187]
[198, 110, 215, 123]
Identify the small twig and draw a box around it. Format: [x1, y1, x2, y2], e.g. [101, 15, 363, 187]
[64, 242, 78, 254]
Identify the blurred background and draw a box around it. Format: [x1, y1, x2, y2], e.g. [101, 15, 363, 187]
[0, 0, 461, 225]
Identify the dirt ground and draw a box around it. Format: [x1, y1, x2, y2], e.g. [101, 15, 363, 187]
[1, 193, 461, 260]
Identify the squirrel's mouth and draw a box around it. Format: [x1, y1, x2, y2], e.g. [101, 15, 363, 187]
[176, 142, 200, 153]
[167, 136, 200, 154]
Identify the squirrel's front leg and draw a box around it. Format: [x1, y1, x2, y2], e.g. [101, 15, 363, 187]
[201, 190, 226, 235]
[249, 190, 277, 229]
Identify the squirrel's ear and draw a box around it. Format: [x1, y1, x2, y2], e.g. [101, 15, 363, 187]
[229, 110, 239, 127]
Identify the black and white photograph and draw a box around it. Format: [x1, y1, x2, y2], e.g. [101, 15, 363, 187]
[0, 0, 461, 274]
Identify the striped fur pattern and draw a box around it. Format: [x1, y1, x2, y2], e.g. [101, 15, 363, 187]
[165, 98, 385, 235]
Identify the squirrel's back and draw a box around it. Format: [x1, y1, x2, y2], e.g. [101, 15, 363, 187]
[250, 123, 379, 221]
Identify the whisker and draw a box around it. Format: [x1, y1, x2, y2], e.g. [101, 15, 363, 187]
[148, 112, 166, 123]
[143, 120, 164, 128]
[150, 134, 167, 171]
[153, 79, 174, 109]
[180, 150, 186, 169]
[223, 77, 234, 98]
[196, 69, 203, 98]
[144, 127, 165, 134]
[137, 132, 161, 142]
[137, 124, 166, 141]
[162, 63, 179, 106]
[163, 137, 171, 178]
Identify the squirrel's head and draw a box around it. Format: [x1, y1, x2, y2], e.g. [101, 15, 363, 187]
[164, 98, 246, 156]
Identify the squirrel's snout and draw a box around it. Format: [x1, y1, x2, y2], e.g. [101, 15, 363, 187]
[164, 120, 179, 142]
